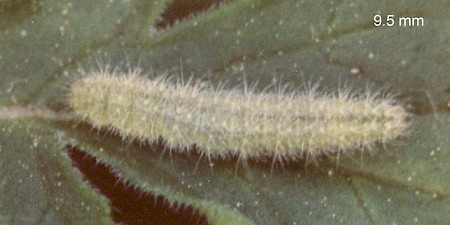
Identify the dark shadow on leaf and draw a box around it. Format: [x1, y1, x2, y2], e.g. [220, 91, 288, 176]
[65, 146, 209, 225]
[0, 0, 40, 30]
[155, 0, 231, 29]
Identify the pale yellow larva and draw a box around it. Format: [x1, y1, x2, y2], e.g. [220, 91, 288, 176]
[68, 69, 411, 162]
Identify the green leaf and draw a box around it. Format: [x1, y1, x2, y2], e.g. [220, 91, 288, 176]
[1, 0, 169, 224]
[2, 0, 450, 224]
[0, 120, 112, 225]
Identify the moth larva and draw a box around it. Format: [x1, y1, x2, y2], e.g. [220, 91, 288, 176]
[68, 69, 410, 161]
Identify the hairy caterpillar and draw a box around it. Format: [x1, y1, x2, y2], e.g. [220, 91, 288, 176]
[68, 69, 410, 162]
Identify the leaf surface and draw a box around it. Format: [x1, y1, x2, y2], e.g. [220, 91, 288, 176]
[1, 0, 450, 224]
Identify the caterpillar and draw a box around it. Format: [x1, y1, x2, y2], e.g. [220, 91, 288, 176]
[68, 69, 411, 162]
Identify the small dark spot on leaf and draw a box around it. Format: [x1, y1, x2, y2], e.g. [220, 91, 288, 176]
[401, 91, 433, 116]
